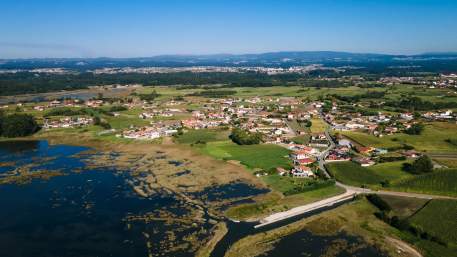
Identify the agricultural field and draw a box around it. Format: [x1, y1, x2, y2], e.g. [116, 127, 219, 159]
[369, 196, 457, 257]
[197, 141, 292, 171]
[104, 115, 150, 129]
[309, 117, 328, 133]
[325, 161, 410, 187]
[434, 158, 457, 168]
[175, 129, 230, 144]
[340, 131, 402, 149]
[367, 161, 413, 181]
[290, 135, 310, 144]
[409, 199, 457, 246]
[140, 85, 384, 100]
[392, 169, 457, 197]
[341, 122, 457, 153]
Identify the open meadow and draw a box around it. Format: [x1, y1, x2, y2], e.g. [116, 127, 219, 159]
[341, 122, 457, 154]
[326, 161, 411, 187]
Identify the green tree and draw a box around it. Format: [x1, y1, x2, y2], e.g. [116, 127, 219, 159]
[403, 155, 433, 174]
[405, 123, 424, 135]
[229, 128, 263, 145]
[1, 114, 39, 138]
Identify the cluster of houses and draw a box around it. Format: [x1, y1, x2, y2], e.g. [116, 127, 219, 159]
[422, 110, 455, 121]
[43, 117, 93, 129]
[328, 111, 415, 136]
[118, 121, 180, 140]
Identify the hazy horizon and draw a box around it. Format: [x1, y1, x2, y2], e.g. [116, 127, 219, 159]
[1, 0, 457, 58]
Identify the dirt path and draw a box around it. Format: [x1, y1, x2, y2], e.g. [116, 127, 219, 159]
[386, 237, 423, 257]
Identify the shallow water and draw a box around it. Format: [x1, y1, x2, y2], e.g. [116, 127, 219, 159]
[0, 140, 271, 257]
[0, 141, 387, 257]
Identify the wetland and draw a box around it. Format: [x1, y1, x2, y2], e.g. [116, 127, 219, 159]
[0, 140, 391, 257]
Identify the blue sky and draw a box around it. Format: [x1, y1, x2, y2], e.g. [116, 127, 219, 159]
[0, 0, 456, 58]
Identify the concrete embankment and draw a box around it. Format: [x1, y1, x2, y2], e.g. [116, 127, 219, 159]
[254, 190, 356, 229]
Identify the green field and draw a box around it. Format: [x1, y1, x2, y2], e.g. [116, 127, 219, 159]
[175, 129, 230, 144]
[199, 141, 292, 171]
[410, 199, 457, 246]
[367, 161, 412, 181]
[310, 117, 328, 133]
[261, 174, 334, 195]
[340, 131, 401, 149]
[290, 135, 310, 144]
[104, 115, 150, 129]
[326, 161, 410, 187]
[392, 169, 457, 197]
[434, 158, 457, 168]
[379, 195, 429, 218]
[341, 122, 457, 153]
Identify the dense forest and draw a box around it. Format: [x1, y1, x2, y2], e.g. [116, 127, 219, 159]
[0, 71, 358, 96]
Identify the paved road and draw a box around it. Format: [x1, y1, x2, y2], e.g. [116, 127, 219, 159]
[255, 112, 456, 228]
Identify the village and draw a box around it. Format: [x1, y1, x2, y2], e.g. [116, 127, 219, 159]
[8, 86, 455, 184]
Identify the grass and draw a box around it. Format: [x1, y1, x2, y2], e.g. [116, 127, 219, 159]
[310, 117, 328, 133]
[198, 141, 292, 171]
[326, 161, 385, 186]
[290, 135, 310, 144]
[225, 185, 345, 221]
[196, 222, 228, 257]
[261, 174, 335, 195]
[378, 195, 429, 219]
[104, 115, 150, 129]
[434, 158, 457, 168]
[340, 131, 402, 149]
[370, 196, 457, 257]
[367, 161, 413, 181]
[175, 129, 230, 144]
[409, 199, 457, 246]
[392, 169, 457, 197]
[225, 199, 410, 257]
[341, 122, 457, 153]
[326, 161, 411, 187]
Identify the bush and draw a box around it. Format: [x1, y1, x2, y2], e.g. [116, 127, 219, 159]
[108, 105, 127, 112]
[138, 90, 160, 102]
[44, 107, 87, 117]
[405, 123, 424, 135]
[366, 194, 391, 212]
[1, 114, 39, 137]
[403, 155, 433, 174]
[229, 128, 263, 145]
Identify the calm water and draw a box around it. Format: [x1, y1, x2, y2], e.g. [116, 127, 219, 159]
[0, 141, 386, 257]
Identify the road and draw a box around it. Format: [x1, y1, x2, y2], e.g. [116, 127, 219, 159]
[255, 112, 456, 228]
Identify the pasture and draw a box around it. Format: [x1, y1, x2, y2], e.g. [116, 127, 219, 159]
[175, 129, 230, 144]
[325, 161, 410, 187]
[341, 122, 457, 153]
[198, 141, 292, 171]
[310, 117, 328, 133]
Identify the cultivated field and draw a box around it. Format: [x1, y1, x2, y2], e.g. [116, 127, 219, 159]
[410, 199, 457, 246]
[341, 122, 457, 154]
[392, 169, 457, 197]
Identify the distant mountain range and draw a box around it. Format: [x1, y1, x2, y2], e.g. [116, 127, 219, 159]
[1, 51, 457, 70]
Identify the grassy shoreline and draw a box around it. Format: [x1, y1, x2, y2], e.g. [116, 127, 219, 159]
[225, 199, 418, 257]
